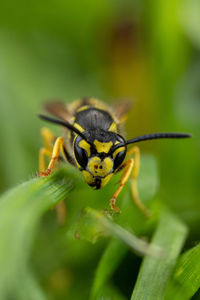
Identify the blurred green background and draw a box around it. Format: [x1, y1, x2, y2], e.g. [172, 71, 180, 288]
[0, 0, 199, 299]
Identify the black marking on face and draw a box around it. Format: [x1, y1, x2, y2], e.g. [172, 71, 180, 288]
[113, 149, 126, 170]
[88, 177, 102, 190]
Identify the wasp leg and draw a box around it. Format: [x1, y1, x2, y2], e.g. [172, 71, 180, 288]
[39, 128, 67, 224]
[39, 127, 55, 172]
[39, 136, 65, 176]
[110, 158, 134, 213]
[127, 146, 151, 218]
[41, 127, 55, 150]
[39, 148, 52, 173]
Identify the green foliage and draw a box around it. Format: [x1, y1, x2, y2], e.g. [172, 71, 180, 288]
[0, 170, 73, 299]
[166, 244, 200, 300]
[0, 158, 199, 299]
[90, 239, 128, 300]
[131, 212, 188, 300]
[0, 0, 199, 298]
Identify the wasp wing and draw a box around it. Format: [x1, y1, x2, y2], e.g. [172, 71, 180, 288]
[44, 101, 72, 121]
[112, 100, 133, 122]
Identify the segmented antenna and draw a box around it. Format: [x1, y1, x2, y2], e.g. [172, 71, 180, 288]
[112, 132, 191, 152]
[126, 132, 192, 145]
[38, 114, 90, 143]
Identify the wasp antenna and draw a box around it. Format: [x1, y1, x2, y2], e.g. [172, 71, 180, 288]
[38, 114, 89, 142]
[125, 132, 192, 145]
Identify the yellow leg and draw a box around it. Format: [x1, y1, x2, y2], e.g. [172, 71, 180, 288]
[39, 129, 66, 224]
[39, 127, 55, 172]
[110, 158, 134, 213]
[127, 146, 151, 218]
[41, 127, 55, 151]
[39, 148, 52, 173]
[40, 137, 65, 176]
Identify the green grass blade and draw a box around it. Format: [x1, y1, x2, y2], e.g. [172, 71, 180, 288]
[0, 169, 73, 299]
[95, 284, 128, 300]
[75, 207, 162, 256]
[131, 212, 188, 300]
[14, 268, 47, 300]
[90, 239, 128, 300]
[165, 243, 200, 300]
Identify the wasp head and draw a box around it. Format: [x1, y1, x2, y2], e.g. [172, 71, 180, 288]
[74, 129, 127, 189]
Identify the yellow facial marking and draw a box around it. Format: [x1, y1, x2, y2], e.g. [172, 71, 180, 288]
[81, 170, 113, 189]
[113, 146, 126, 159]
[94, 140, 113, 154]
[73, 122, 84, 132]
[78, 140, 91, 157]
[101, 173, 113, 188]
[82, 170, 94, 185]
[108, 122, 117, 133]
[88, 156, 113, 177]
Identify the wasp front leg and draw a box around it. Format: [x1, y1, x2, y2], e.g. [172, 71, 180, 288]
[127, 146, 151, 218]
[39, 127, 67, 224]
[110, 158, 134, 213]
[39, 136, 65, 176]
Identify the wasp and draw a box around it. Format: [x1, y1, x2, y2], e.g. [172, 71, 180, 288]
[39, 98, 191, 217]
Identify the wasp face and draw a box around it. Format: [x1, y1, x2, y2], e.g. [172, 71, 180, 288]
[74, 131, 127, 189]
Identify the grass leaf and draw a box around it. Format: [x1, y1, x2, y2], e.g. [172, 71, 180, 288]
[14, 268, 47, 300]
[75, 207, 162, 256]
[165, 243, 200, 300]
[0, 169, 74, 299]
[131, 211, 188, 300]
[90, 239, 128, 300]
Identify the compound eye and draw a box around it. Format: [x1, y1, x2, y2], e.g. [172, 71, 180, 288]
[113, 150, 126, 170]
[74, 136, 89, 169]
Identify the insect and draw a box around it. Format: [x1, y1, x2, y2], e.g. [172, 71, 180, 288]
[39, 97, 191, 217]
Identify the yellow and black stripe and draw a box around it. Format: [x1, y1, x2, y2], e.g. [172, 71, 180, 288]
[39, 97, 191, 215]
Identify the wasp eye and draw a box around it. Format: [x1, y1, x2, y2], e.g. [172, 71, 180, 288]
[113, 150, 126, 170]
[74, 136, 89, 169]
